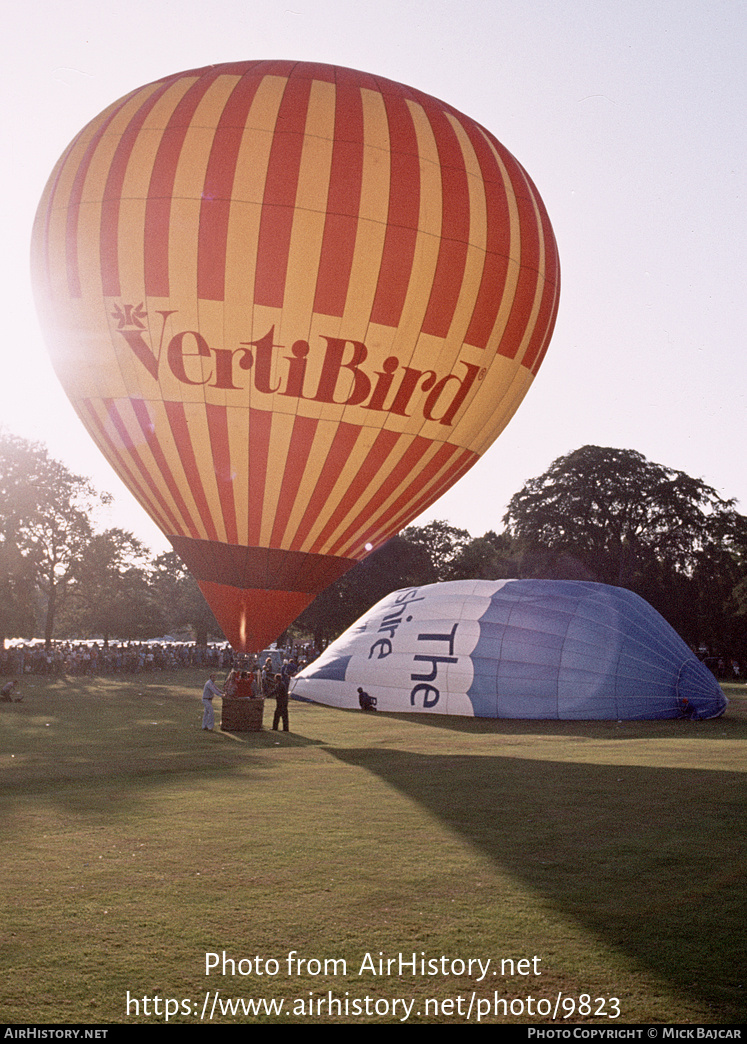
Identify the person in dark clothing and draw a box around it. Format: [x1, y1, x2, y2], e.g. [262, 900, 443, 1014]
[272, 674, 290, 732]
[679, 697, 700, 720]
[357, 686, 377, 711]
[1, 680, 19, 702]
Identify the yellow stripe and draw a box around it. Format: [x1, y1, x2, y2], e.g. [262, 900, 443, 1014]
[511, 173, 551, 372]
[303, 424, 385, 554]
[224, 404, 250, 544]
[278, 79, 335, 350]
[384, 99, 443, 364]
[145, 397, 207, 537]
[442, 113, 490, 349]
[51, 300, 111, 401]
[257, 411, 296, 547]
[182, 401, 227, 542]
[223, 76, 287, 344]
[110, 397, 193, 534]
[476, 129, 522, 354]
[78, 398, 175, 535]
[343, 88, 390, 339]
[279, 416, 338, 548]
[460, 360, 534, 458]
[343, 441, 459, 554]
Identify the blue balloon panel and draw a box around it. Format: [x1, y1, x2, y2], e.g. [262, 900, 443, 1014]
[290, 580, 727, 720]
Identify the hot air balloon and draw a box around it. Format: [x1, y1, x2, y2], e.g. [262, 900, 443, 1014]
[290, 580, 727, 720]
[31, 61, 560, 652]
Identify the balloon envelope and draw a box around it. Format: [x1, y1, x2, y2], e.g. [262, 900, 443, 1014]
[32, 61, 560, 650]
[291, 580, 727, 720]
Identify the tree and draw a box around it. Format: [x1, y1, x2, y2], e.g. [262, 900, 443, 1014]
[445, 530, 517, 581]
[295, 535, 433, 648]
[31, 460, 104, 645]
[504, 446, 746, 584]
[0, 432, 44, 644]
[502, 445, 747, 647]
[0, 431, 109, 644]
[0, 536, 36, 648]
[65, 529, 162, 643]
[399, 520, 472, 582]
[151, 552, 220, 645]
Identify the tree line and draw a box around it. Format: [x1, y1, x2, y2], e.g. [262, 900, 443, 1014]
[0, 430, 216, 648]
[3, 430, 747, 662]
[296, 445, 747, 662]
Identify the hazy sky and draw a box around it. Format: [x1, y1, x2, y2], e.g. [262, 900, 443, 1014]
[3, 0, 745, 552]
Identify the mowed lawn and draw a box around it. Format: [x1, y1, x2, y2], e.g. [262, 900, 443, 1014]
[1, 671, 744, 1025]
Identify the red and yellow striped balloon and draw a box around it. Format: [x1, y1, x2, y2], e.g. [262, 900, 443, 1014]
[32, 60, 560, 651]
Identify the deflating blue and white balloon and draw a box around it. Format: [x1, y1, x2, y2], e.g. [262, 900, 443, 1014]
[290, 580, 727, 720]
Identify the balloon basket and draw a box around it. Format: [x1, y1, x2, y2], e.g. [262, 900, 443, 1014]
[221, 698, 265, 732]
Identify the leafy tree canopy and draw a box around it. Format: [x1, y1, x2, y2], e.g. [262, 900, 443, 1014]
[65, 529, 161, 643]
[400, 520, 472, 582]
[0, 431, 109, 644]
[503, 445, 747, 587]
[151, 551, 221, 645]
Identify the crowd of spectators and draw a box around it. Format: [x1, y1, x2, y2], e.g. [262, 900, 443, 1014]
[0, 639, 319, 678]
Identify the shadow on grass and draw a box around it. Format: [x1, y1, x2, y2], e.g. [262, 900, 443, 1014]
[327, 745, 747, 1020]
[369, 707, 746, 742]
[0, 674, 323, 819]
[322, 683, 744, 743]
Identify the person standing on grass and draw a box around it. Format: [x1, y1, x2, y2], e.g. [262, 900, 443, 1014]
[272, 673, 290, 732]
[201, 673, 222, 731]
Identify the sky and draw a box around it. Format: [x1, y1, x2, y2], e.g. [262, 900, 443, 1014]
[3, 0, 745, 553]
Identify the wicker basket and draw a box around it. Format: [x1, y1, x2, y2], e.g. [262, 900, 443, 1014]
[221, 698, 265, 732]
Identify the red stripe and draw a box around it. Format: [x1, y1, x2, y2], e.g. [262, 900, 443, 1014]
[102, 399, 185, 534]
[356, 446, 478, 556]
[246, 408, 273, 546]
[312, 81, 365, 316]
[144, 68, 224, 298]
[327, 434, 436, 555]
[269, 415, 319, 546]
[79, 399, 173, 534]
[310, 428, 401, 553]
[288, 422, 361, 551]
[534, 176, 560, 293]
[524, 188, 561, 374]
[163, 401, 219, 541]
[63, 99, 134, 298]
[254, 75, 313, 308]
[394, 447, 479, 535]
[462, 125, 512, 350]
[206, 403, 238, 544]
[338, 440, 460, 556]
[522, 247, 560, 373]
[369, 84, 420, 328]
[289, 62, 336, 83]
[419, 102, 471, 339]
[129, 398, 200, 537]
[197, 70, 263, 301]
[495, 188, 542, 360]
[529, 251, 561, 376]
[507, 164, 558, 371]
[99, 83, 175, 297]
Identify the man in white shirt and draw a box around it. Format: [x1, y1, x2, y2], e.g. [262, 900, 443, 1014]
[201, 674, 222, 731]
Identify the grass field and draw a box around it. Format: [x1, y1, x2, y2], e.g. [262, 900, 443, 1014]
[1, 671, 745, 1025]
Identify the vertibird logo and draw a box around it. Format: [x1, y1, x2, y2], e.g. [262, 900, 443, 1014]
[111, 303, 484, 426]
